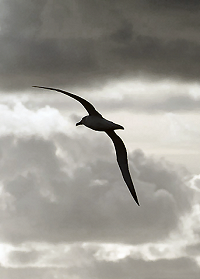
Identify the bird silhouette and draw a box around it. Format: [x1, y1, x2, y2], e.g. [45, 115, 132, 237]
[33, 86, 140, 206]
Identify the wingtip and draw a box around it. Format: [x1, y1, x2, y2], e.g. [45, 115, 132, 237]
[130, 189, 140, 206]
[131, 192, 140, 206]
[134, 197, 140, 206]
[32, 85, 50, 90]
[136, 201, 140, 206]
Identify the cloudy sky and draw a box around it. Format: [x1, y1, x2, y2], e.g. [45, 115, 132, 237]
[0, 0, 200, 278]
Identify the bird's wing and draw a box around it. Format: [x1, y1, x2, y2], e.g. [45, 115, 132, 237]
[33, 86, 102, 117]
[106, 130, 140, 206]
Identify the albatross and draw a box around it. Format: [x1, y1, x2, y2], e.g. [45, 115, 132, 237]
[33, 86, 140, 206]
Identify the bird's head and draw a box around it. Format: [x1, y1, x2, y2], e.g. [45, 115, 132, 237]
[76, 116, 87, 126]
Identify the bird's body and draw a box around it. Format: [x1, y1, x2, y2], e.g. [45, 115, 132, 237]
[33, 85, 140, 206]
[77, 115, 124, 131]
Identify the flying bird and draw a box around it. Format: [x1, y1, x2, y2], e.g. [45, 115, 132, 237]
[33, 86, 140, 206]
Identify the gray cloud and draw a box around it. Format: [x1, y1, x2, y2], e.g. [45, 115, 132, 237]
[0, 36, 97, 90]
[0, 0, 46, 36]
[0, 267, 51, 279]
[0, 0, 200, 91]
[85, 257, 200, 279]
[109, 36, 200, 81]
[151, 95, 200, 111]
[2, 33, 200, 91]
[186, 243, 200, 258]
[0, 256, 199, 279]
[110, 21, 134, 44]
[148, 0, 200, 11]
[0, 132, 192, 245]
[85, 94, 200, 113]
[9, 250, 41, 266]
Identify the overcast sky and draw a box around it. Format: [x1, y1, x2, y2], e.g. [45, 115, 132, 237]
[0, 1, 200, 278]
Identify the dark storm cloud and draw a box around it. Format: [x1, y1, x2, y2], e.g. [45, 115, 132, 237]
[109, 36, 200, 81]
[85, 257, 200, 279]
[110, 21, 134, 43]
[148, 0, 200, 11]
[0, 0, 200, 90]
[0, 0, 46, 36]
[0, 133, 192, 245]
[2, 32, 200, 91]
[0, 36, 96, 90]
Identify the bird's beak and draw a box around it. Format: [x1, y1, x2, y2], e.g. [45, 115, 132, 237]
[76, 120, 82, 126]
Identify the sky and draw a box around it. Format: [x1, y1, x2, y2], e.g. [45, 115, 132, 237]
[0, 0, 200, 278]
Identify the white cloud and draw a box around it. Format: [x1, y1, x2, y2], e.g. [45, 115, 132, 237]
[0, 102, 71, 139]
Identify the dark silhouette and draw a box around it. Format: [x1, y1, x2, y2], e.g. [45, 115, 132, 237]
[33, 86, 140, 206]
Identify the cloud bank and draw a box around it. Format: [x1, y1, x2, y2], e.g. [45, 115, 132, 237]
[0, 102, 199, 278]
[1, 0, 200, 90]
